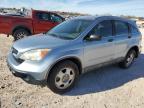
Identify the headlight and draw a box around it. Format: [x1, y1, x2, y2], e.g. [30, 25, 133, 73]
[19, 49, 51, 61]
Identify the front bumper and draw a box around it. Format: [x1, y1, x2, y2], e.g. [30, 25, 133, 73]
[6, 53, 52, 84]
[7, 62, 45, 85]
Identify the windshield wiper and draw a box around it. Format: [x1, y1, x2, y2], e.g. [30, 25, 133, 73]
[47, 33, 73, 40]
[47, 33, 59, 37]
[59, 36, 73, 40]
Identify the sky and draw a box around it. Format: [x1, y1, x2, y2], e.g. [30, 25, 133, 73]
[0, 0, 144, 17]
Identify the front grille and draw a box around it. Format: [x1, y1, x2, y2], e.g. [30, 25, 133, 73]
[13, 57, 24, 64]
[12, 47, 18, 55]
[11, 47, 24, 64]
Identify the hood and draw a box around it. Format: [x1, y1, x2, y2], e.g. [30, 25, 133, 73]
[13, 34, 70, 53]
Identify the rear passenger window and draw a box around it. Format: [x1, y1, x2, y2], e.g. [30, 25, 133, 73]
[91, 20, 113, 37]
[115, 21, 128, 35]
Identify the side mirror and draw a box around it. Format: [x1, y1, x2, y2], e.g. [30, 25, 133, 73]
[88, 34, 102, 41]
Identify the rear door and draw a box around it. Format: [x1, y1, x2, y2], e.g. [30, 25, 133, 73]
[113, 20, 130, 59]
[33, 12, 56, 34]
[84, 20, 115, 68]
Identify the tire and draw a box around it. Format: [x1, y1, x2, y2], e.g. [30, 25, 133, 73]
[119, 50, 136, 69]
[13, 29, 30, 41]
[47, 60, 79, 94]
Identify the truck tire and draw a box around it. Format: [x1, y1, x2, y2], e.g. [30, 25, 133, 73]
[47, 60, 79, 94]
[13, 29, 30, 41]
[119, 50, 136, 69]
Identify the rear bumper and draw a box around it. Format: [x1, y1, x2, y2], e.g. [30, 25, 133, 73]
[137, 45, 142, 57]
[140, 45, 142, 53]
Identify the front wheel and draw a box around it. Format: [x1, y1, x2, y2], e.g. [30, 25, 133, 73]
[47, 60, 79, 94]
[119, 50, 136, 68]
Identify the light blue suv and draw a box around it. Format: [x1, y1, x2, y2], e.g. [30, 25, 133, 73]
[7, 16, 142, 94]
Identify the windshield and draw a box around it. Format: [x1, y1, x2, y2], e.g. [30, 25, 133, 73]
[46, 19, 93, 40]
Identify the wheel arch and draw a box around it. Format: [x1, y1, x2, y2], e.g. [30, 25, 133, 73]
[128, 46, 140, 58]
[12, 25, 32, 36]
[46, 57, 82, 80]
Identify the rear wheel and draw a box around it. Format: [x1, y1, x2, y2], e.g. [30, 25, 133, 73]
[119, 50, 136, 68]
[13, 29, 30, 41]
[47, 60, 79, 94]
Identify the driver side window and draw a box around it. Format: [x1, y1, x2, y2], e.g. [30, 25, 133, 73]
[91, 20, 113, 37]
[85, 20, 113, 41]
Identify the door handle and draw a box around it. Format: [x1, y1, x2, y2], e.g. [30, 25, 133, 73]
[128, 36, 131, 38]
[108, 39, 114, 42]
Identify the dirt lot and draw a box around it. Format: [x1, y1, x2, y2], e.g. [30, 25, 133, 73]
[0, 29, 144, 108]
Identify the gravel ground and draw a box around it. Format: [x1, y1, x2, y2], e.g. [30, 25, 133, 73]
[0, 29, 144, 108]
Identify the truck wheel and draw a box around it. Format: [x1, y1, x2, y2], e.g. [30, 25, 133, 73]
[13, 29, 30, 41]
[47, 60, 79, 94]
[119, 50, 136, 69]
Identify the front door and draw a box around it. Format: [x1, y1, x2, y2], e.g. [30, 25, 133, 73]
[84, 20, 115, 68]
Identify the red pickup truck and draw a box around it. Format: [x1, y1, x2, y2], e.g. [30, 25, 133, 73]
[0, 9, 64, 40]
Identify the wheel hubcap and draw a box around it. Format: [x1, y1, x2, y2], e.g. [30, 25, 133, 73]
[62, 74, 70, 83]
[17, 32, 26, 39]
[126, 53, 135, 66]
[55, 68, 75, 89]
